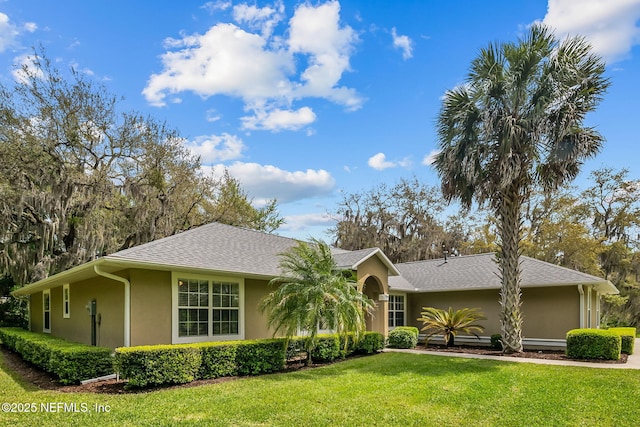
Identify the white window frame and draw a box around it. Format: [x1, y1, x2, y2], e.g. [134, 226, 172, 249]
[388, 293, 407, 329]
[587, 286, 592, 328]
[43, 289, 51, 333]
[62, 284, 70, 318]
[171, 272, 244, 344]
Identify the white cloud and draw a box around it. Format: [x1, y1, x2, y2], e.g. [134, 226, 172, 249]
[422, 149, 441, 166]
[288, 1, 363, 110]
[0, 12, 19, 52]
[184, 133, 245, 163]
[206, 108, 221, 122]
[391, 27, 413, 59]
[12, 54, 45, 83]
[541, 0, 640, 63]
[143, 23, 294, 107]
[202, 1, 231, 13]
[143, 1, 362, 130]
[367, 152, 411, 170]
[233, 0, 284, 38]
[24, 22, 37, 33]
[210, 162, 335, 203]
[280, 212, 335, 232]
[241, 106, 316, 131]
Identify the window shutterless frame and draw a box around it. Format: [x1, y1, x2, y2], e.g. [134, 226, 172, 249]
[171, 272, 244, 344]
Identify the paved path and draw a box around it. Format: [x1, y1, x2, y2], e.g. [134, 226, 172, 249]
[386, 338, 640, 370]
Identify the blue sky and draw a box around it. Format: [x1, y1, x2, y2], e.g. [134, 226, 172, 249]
[1, 0, 639, 240]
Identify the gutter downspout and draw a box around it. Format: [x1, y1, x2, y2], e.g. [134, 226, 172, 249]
[578, 284, 585, 329]
[94, 265, 130, 347]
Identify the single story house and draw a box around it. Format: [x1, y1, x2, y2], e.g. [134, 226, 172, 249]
[12, 222, 618, 349]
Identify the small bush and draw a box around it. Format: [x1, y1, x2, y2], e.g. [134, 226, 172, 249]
[197, 342, 237, 379]
[311, 334, 341, 362]
[490, 334, 503, 350]
[235, 339, 286, 375]
[608, 327, 636, 355]
[353, 332, 385, 354]
[49, 346, 114, 385]
[114, 345, 201, 388]
[388, 327, 419, 349]
[566, 329, 621, 361]
[0, 327, 112, 384]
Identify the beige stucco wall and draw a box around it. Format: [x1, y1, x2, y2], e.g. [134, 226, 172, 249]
[129, 269, 172, 346]
[31, 277, 125, 349]
[407, 286, 581, 340]
[244, 278, 274, 340]
[29, 291, 43, 333]
[520, 286, 580, 338]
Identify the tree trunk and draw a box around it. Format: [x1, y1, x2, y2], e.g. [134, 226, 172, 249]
[445, 334, 454, 348]
[497, 187, 524, 353]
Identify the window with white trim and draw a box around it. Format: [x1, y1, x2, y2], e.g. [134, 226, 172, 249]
[388, 294, 405, 328]
[43, 289, 51, 333]
[173, 273, 243, 343]
[62, 284, 70, 318]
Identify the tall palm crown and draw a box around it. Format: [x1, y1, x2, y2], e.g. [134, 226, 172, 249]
[260, 239, 374, 365]
[434, 24, 609, 352]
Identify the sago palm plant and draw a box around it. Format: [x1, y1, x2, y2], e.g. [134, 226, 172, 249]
[418, 307, 486, 348]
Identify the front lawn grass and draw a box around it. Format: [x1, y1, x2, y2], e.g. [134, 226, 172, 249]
[1, 351, 639, 426]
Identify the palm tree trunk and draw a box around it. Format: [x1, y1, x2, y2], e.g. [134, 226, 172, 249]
[497, 186, 524, 353]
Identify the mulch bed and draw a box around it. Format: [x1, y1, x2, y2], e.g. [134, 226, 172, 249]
[0, 345, 628, 395]
[419, 344, 629, 364]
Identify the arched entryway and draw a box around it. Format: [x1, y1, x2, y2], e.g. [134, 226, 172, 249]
[358, 274, 388, 337]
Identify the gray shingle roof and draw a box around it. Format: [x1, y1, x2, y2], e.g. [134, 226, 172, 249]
[390, 252, 614, 293]
[106, 222, 300, 277]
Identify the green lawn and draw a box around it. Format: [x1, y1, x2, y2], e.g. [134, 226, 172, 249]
[1, 351, 639, 426]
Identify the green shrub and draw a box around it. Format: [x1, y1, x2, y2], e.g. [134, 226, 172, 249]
[114, 345, 201, 388]
[608, 327, 636, 355]
[388, 327, 419, 349]
[490, 334, 503, 350]
[353, 332, 385, 354]
[0, 327, 113, 384]
[49, 346, 114, 385]
[311, 334, 341, 362]
[566, 329, 621, 361]
[197, 342, 238, 379]
[235, 339, 286, 375]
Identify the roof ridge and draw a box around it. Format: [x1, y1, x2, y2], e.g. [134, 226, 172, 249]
[396, 251, 495, 266]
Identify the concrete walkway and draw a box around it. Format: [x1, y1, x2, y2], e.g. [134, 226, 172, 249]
[386, 338, 640, 370]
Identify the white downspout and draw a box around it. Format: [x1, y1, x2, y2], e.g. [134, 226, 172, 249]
[94, 265, 131, 347]
[578, 285, 584, 329]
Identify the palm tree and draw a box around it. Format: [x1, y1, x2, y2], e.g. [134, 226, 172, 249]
[259, 239, 374, 365]
[418, 307, 486, 348]
[434, 24, 609, 353]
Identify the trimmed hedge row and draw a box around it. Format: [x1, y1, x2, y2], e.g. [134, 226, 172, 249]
[566, 329, 621, 361]
[115, 332, 385, 388]
[114, 339, 287, 388]
[387, 326, 419, 349]
[287, 332, 385, 363]
[608, 327, 636, 355]
[0, 327, 113, 384]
